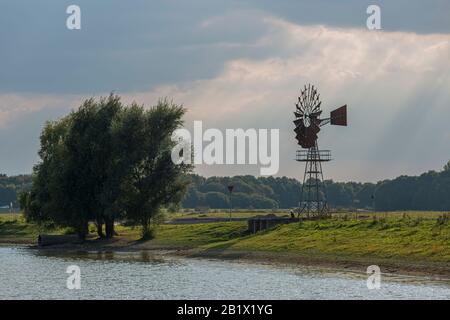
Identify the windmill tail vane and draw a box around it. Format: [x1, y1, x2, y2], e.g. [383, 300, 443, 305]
[293, 84, 347, 218]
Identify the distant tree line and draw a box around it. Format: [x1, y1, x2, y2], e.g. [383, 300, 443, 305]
[0, 175, 32, 208]
[182, 175, 376, 210]
[183, 162, 450, 211]
[17, 95, 192, 239]
[2, 153, 450, 213]
[374, 163, 450, 211]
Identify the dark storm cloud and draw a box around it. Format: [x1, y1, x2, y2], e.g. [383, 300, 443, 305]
[244, 0, 450, 34]
[0, 0, 269, 93]
[0, 0, 448, 94]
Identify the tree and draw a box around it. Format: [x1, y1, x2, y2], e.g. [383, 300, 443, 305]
[22, 96, 192, 240]
[63, 95, 124, 238]
[24, 96, 124, 238]
[22, 117, 86, 234]
[444, 160, 450, 172]
[118, 100, 192, 239]
[204, 192, 229, 208]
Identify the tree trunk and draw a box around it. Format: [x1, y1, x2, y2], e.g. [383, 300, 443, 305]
[96, 217, 105, 238]
[141, 218, 152, 240]
[105, 217, 115, 238]
[77, 221, 89, 241]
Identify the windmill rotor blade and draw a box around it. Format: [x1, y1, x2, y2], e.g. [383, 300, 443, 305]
[314, 94, 320, 107]
[294, 123, 307, 136]
[294, 124, 306, 134]
[293, 118, 304, 127]
[295, 124, 305, 132]
[303, 87, 308, 102]
[330, 105, 347, 126]
[307, 84, 312, 109]
[296, 133, 316, 149]
[298, 98, 305, 110]
[294, 84, 341, 149]
[293, 119, 320, 149]
[309, 122, 320, 134]
[311, 101, 322, 113]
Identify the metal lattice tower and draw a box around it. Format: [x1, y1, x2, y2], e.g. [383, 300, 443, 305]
[292, 84, 347, 218]
[296, 144, 331, 217]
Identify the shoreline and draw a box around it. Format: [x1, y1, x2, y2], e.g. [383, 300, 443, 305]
[2, 214, 450, 281]
[4, 238, 450, 281]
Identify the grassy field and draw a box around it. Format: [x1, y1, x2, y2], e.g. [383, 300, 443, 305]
[152, 212, 450, 262]
[0, 213, 70, 243]
[205, 216, 450, 261]
[2, 211, 450, 275]
[172, 209, 450, 219]
[170, 209, 289, 219]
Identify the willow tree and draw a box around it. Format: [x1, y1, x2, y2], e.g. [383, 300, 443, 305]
[22, 95, 124, 238]
[21, 117, 79, 232]
[118, 100, 192, 239]
[64, 95, 123, 238]
[22, 96, 191, 240]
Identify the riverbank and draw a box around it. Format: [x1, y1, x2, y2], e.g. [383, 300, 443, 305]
[1, 213, 450, 278]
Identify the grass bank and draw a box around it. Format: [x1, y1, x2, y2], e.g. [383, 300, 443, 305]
[2, 212, 450, 276]
[0, 214, 69, 244]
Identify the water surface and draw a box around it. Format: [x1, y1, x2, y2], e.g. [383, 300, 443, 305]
[1, 246, 449, 299]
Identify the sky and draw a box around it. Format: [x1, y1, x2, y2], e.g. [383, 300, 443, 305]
[0, 0, 449, 182]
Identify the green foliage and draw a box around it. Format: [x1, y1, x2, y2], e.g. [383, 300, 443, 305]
[183, 175, 298, 209]
[444, 161, 450, 172]
[183, 175, 372, 209]
[6, 158, 450, 212]
[20, 95, 192, 239]
[375, 169, 450, 211]
[117, 99, 192, 238]
[180, 161, 450, 211]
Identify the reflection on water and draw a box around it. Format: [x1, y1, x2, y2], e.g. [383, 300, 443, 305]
[34, 249, 169, 265]
[1, 246, 450, 300]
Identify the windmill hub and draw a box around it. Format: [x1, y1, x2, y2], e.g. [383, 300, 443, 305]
[293, 84, 347, 218]
[303, 111, 311, 127]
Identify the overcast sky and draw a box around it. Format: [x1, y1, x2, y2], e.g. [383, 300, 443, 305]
[0, 0, 449, 182]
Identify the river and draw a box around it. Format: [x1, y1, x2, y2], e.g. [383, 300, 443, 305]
[0, 246, 449, 299]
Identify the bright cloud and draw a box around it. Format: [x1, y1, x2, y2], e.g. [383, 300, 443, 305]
[0, 94, 83, 129]
[120, 17, 450, 181]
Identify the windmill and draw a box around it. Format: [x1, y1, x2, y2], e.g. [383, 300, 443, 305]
[293, 84, 347, 217]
